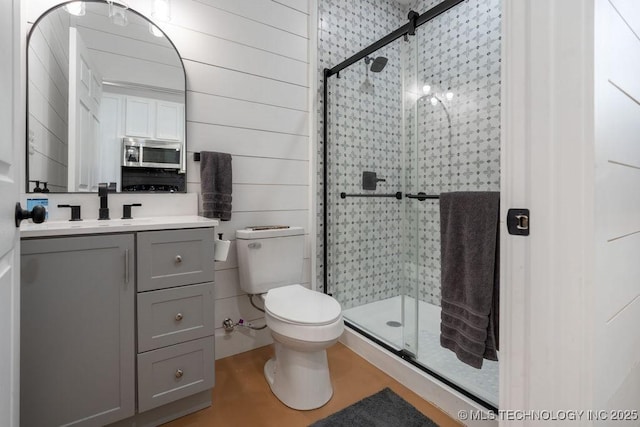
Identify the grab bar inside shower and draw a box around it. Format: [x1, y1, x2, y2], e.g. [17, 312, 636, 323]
[405, 192, 439, 201]
[340, 192, 403, 199]
[339, 192, 440, 200]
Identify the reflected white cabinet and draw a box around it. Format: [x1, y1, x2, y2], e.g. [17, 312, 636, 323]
[156, 101, 184, 141]
[124, 96, 184, 141]
[125, 97, 155, 138]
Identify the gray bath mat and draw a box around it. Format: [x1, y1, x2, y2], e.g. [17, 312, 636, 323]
[310, 388, 438, 427]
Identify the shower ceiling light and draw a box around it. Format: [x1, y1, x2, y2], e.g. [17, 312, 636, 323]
[420, 82, 455, 104]
[64, 1, 85, 16]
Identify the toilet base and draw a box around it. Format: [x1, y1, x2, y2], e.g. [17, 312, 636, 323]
[264, 341, 333, 410]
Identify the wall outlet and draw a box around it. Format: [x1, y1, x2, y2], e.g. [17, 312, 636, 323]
[27, 198, 48, 220]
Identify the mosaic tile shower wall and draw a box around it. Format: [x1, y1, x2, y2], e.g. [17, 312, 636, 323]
[318, 0, 406, 308]
[402, 0, 501, 306]
[318, 0, 501, 309]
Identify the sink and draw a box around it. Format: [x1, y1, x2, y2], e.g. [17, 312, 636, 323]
[62, 218, 154, 227]
[20, 215, 218, 238]
[118, 218, 154, 225]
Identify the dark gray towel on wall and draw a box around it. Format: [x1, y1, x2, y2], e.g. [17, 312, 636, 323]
[439, 191, 500, 369]
[200, 151, 232, 221]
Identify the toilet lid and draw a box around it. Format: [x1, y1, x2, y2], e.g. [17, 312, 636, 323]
[264, 284, 342, 326]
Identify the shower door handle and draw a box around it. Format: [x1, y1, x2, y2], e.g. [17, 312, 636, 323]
[406, 192, 438, 201]
[406, 192, 428, 201]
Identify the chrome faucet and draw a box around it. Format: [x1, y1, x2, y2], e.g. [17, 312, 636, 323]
[98, 182, 116, 220]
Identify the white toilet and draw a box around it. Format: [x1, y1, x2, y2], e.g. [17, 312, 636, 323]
[236, 226, 344, 410]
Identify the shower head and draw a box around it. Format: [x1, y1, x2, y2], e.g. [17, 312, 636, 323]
[370, 56, 388, 72]
[365, 56, 388, 72]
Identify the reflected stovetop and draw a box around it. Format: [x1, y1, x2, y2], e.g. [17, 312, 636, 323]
[121, 184, 179, 192]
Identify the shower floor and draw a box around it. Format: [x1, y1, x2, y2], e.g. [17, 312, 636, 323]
[343, 296, 499, 406]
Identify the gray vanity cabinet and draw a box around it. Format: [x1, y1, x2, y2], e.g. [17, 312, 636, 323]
[20, 234, 135, 427]
[137, 282, 215, 352]
[135, 229, 215, 414]
[137, 228, 215, 291]
[21, 227, 216, 427]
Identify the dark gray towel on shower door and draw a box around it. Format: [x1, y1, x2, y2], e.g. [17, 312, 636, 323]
[200, 151, 232, 221]
[439, 191, 500, 369]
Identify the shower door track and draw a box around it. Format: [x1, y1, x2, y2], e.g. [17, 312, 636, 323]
[322, 0, 464, 79]
[321, 0, 497, 413]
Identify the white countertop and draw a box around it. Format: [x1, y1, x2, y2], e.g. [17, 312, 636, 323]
[21, 216, 219, 238]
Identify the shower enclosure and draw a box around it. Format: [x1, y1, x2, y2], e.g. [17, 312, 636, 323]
[322, 0, 501, 408]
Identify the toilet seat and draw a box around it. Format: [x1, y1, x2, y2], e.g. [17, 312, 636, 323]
[264, 284, 341, 326]
[264, 285, 344, 344]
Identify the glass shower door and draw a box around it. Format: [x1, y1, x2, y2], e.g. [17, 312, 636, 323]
[322, 0, 501, 409]
[400, 31, 419, 358]
[407, 1, 501, 407]
[325, 38, 409, 352]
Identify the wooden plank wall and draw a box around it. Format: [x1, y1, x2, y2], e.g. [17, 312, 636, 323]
[26, 0, 312, 358]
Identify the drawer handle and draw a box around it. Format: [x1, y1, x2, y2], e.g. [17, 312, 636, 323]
[125, 249, 129, 284]
[175, 313, 183, 321]
[175, 255, 183, 264]
[175, 369, 184, 379]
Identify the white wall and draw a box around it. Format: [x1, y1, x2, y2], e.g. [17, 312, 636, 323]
[25, 0, 313, 359]
[75, 8, 184, 91]
[500, 0, 596, 418]
[594, 0, 640, 415]
[27, 8, 69, 192]
[502, 0, 640, 421]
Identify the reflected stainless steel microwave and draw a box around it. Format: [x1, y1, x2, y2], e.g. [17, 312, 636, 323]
[122, 138, 182, 169]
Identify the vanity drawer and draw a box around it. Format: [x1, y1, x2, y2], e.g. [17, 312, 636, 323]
[137, 336, 215, 413]
[137, 228, 215, 291]
[138, 282, 215, 352]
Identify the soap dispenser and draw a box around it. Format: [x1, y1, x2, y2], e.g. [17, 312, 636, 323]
[214, 233, 231, 262]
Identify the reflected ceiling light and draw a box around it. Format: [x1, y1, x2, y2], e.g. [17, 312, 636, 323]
[108, 1, 129, 26]
[152, 0, 172, 22]
[64, 1, 86, 16]
[419, 82, 455, 105]
[149, 23, 163, 37]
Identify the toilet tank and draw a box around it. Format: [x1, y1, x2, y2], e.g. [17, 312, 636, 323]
[236, 226, 304, 294]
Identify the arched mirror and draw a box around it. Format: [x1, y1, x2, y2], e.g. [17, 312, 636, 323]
[27, 0, 186, 193]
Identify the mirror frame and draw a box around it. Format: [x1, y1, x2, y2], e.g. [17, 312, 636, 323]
[26, 0, 188, 193]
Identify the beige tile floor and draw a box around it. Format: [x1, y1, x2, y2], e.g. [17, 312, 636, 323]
[165, 342, 462, 427]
